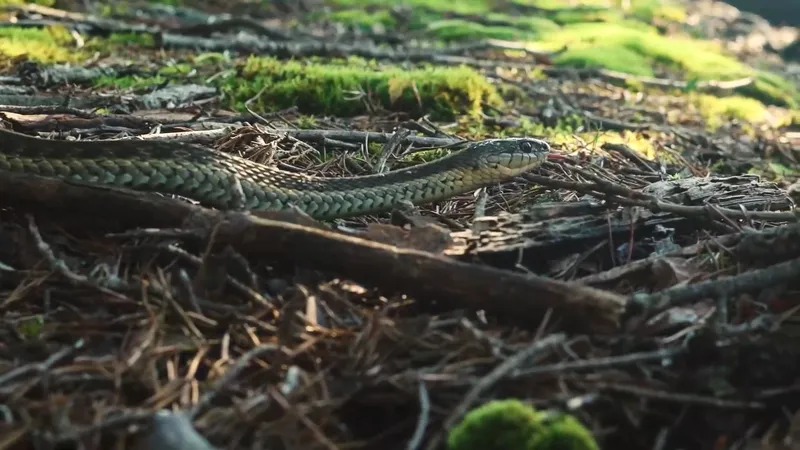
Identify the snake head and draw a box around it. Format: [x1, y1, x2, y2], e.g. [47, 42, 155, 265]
[466, 137, 551, 178]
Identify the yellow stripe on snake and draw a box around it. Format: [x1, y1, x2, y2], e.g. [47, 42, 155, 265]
[0, 128, 550, 220]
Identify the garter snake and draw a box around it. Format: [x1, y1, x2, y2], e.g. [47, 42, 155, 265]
[0, 128, 550, 220]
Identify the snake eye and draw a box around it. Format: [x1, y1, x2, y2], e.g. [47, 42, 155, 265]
[519, 140, 534, 153]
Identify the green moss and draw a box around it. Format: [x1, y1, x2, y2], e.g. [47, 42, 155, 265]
[692, 94, 769, 130]
[737, 71, 799, 108]
[216, 56, 502, 119]
[510, 16, 563, 34]
[539, 23, 728, 77]
[405, 148, 452, 163]
[548, 6, 624, 25]
[448, 399, 599, 450]
[0, 25, 84, 63]
[326, 0, 681, 30]
[448, 400, 545, 450]
[508, 0, 685, 26]
[554, 44, 654, 76]
[296, 115, 319, 129]
[328, 9, 397, 28]
[15, 315, 44, 339]
[533, 22, 797, 106]
[324, 1, 791, 106]
[630, 0, 687, 22]
[426, 15, 561, 41]
[427, 19, 534, 42]
[531, 412, 600, 450]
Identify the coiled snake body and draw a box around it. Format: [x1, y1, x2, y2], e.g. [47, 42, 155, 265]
[0, 129, 550, 220]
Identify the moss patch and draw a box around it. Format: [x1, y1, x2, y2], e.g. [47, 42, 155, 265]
[538, 23, 798, 107]
[554, 44, 655, 76]
[425, 15, 561, 42]
[326, 1, 794, 106]
[0, 26, 164, 68]
[448, 399, 599, 450]
[691, 94, 767, 129]
[629, 0, 687, 22]
[736, 70, 799, 108]
[316, 1, 795, 107]
[547, 6, 626, 25]
[520, 0, 687, 23]
[216, 56, 503, 119]
[543, 23, 733, 76]
[426, 19, 535, 42]
[326, 9, 397, 29]
[321, 1, 794, 107]
[0, 25, 84, 64]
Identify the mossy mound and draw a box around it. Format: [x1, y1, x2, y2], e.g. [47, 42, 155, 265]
[448, 400, 547, 450]
[319, 0, 797, 107]
[0, 25, 161, 66]
[217, 56, 503, 119]
[448, 399, 599, 450]
[0, 25, 83, 64]
[545, 23, 742, 77]
[540, 23, 798, 107]
[326, 9, 398, 29]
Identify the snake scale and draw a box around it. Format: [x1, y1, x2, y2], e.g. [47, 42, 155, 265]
[0, 128, 550, 220]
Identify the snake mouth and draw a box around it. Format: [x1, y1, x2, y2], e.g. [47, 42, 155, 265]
[489, 155, 547, 177]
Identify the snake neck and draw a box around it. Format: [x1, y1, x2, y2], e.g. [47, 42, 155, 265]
[226, 146, 486, 189]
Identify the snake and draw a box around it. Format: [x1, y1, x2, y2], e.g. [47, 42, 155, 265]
[0, 128, 550, 220]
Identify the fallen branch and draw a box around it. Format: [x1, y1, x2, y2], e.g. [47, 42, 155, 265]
[736, 222, 800, 265]
[628, 256, 800, 319]
[194, 213, 627, 332]
[524, 168, 797, 224]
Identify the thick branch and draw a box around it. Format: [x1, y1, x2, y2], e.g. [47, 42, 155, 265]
[204, 213, 627, 333]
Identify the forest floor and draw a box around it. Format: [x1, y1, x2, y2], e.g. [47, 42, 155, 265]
[0, 0, 799, 449]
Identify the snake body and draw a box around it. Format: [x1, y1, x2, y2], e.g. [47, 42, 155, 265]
[0, 128, 550, 220]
